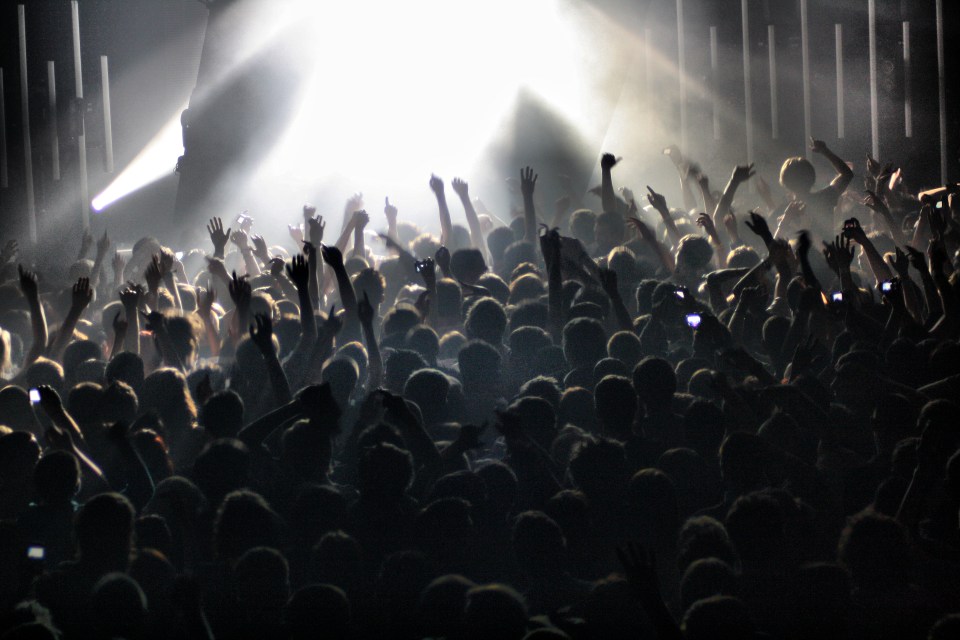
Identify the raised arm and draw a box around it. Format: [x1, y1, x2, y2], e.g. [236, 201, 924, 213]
[600, 153, 620, 214]
[321, 244, 359, 341]
[646, 186, 682, 245]
[539, 227, 564, 343]
[811, 138, 853, 194]
[206, 217, 231, 260]
[48, 278, 93, 363]
[520, 166, 539, 243]
[713, 163, 755, 231]
[249, 314, 292, 408]
[451, 178, 486, 254]
[357, 292, 382, 390]
[429, 174, 454, 247]
[18, 265, 47, 367]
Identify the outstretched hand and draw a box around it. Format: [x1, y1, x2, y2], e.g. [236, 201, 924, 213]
[71, 278, 93, 311]
[249, 313, 275, 354]
[731, 163, 756, 184]
[645, 186, 668, 213]
[429, 174, 445, 196]
[384, 197, 398, 223]
[206, 217, 231, 254]
[228, 271, 251, 308]
[744, 211, 773, 245]
[451, 177, 469, 199]
[286, 254, 310, 290]
[18, 264, 38, 299]
[601, 152, 621, 170]
[320, 244, 344, 269]
[520, 166, 538, 199]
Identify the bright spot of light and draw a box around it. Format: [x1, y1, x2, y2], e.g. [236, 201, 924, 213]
[92, 102, 188, 212]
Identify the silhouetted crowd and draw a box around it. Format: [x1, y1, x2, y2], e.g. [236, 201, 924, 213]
[1, 140, 959, 640]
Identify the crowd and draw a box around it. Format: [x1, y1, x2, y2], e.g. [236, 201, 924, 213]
[0, 136, 959, 640]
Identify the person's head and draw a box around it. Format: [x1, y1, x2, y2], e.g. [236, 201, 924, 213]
[570, 209, 597, 246]
[929, 614, 960, 640]
[33, 450, 80, 505]
[164, 314, 202, 368]
[562, 318, 607, 370]
[106, 351, 145, 392]
[140, 367, 197, 434]
[0, 385, 40, 434]
[516, 376, 561, 409]
[569, 437, 628, 500]
[465, 297, 507, 346]
[501, 242, 538, 281]
[75, 492, 135, 567]
[683, 400, 725, 460]
[682, 595, 756, 640]
[384, 349, 428, 393]
[779, 156, 816, 194]
[25, 358, 64, 396]
[558, 386, 596, 432]
[201, 390, 244, 439]
[675, 235, 714, 276]
[509, 300, 549, 333]
[100, 380, 139, 425]
[594, 375, 637, 440]
[405, 325, 440, 366]
[451, 248, 487, 284]
[512, 511, 566, 578]
[194, 438, 251, 506]
[321, 357, 360, 409]
[417, 574, 476, 639]
[233, 546, 290, 625]
[595, 210, 625, 250]
[506, 396, 557, 450]
[838, 510, 911, 590]
[725, 492, 785, 567]
[463, 584, 528, 640]
[352, 267, 386, 308]
[359, 442, 413, 501]
[285, 584, 351, 640]
[679, 558, 737, 613]
[487, 226, 516, 268]
[677, 516, 737, 574]
[214, 489, 281, 562]
[628, 468, 679, 545]
[281, 420, 333, 482]
[382, 305, 422, 342]
[794, 562, 851, 640]
[719, 432, 769, 493]
[633, 357, 676, 413]
[404, 368, 451, 426]
[607, 331, 643, 371]
[458, 340, 502, 393]
[91, 573, 147, 639]
[436, 278, 463, 320]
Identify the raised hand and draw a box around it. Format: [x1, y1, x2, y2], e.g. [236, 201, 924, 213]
[619, 187, 635, 204]
[841, 217, 867, 243]
[862, 190, 890, 215]
[823, 235, 855, 271]
[251, 234, 269, 262]
[159, 249, 176, 277]
[323, 305, 342, 336]
[112, 309, 128, 336]
[206, 217, 231, 256]
[357, 291, 375, 326]
[429, 174, 445, 196]
[285, 253, 310, 290]
[455, 422, 487, 451]
[435, 246, 451, 276]
[205, 256, 229, 282]
[71, 278, 93, 311]
[810, 138, 828, 154]
[145, 255, 163, 292]
[111, 252, 126, 280]
[451, 177, 469, 199]
[416, 257, 436, 288]
[230, 229, 250, 250]
[249, 313, 275, 354]
[520, 166, 538, 199]
[888, 247, 910, 277]
[307, 215, 326, 246]
[696, 213, 719, 240]
[302, 203, 317, 222]
[196, 287, 216, 317]
[744, 211, 773, 244]
[384, 197, 398, 224]
[288, 224, 304, 245]
[722, 212, 739, 240]
[352, 210, 370, 230]
[732, 163, 756, 184]
[228, 271, 251, 308]
[320, 244, 344, 269]
[905, 245, 926, 272]
[601, 153, 621, 170]
[96, 230, 111, 257]
[645, 186, 668, 213]
[119, 283, 144, 309]
[627, 217, 656, 242]
[18, 264, 39, 299]
[141, 310, 168, 334]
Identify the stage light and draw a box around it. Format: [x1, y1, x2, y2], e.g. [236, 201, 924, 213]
[91, 102, 187, 211]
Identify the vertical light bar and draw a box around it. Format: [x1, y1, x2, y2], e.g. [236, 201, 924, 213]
[868, 0, 879, 160]
[741, 0, 753, 165]
[936, 0, 946, 184]
[836, 24, 845, 139]
[710, 26, 719, 141]
[902, 22, 911, 138]
[800, 0, 812, 158]
[644, 27, 654, 129]
[100, 55, 113, 173]
[71, 0, 89, 230]
[0, 69, 8, 189]
[677, 0, 687, 153]
[47, 61, 60, 180]
[768, 24, 778, 139]
[18, 6, 37, 243]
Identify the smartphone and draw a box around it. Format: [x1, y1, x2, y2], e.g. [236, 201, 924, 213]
[29, 388, 40, 405]
[174, 251, 184, 260]
[685, 313, 702, 328]
[831, 291, 843, 303]
[26, 546, 44, 561]
[674, 289, 686, 300]
[881, 279, 899, 294]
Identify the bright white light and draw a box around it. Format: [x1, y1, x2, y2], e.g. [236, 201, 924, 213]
[91, 102, 187, 211]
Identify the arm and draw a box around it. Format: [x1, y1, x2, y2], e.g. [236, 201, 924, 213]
[237, 398, 303, 450]
[599, 268, 634, 332]
[696, 172, 717, 219]
[600, 153, 620, 214]
[520, 166, 539, 243]
[811, 138, 853, 194]
[195, 288, 221, 359]
[845, 219, 893, 285]
[863, 190, 907, 246]
[357, 292, 382, 390]
[206, 217, 230, 260]
[383, 197, 399, 243]
[646, 186, 682, 245]
[110, 311, 127, 360]
[17, 266, 47, 367]
[351, 210, 369, 259]
[451, 178, 486, 254]
[286, 253, 317, 343]
[48, 278, 93, 362]
[321, 245, 359, 340]
[230, 230, 262, 277]
[627, 217, 676, 274]
[429, 175, 454, 247]
[539, 228, 564, 343]
[249, 314, 293, 408]
[89, 232, 111, 289]
[159, 250, 183, 311]
[416, 258, 439, 327]
[713, 164, 755, 234]
[119, 284, 144, 355]
[696, 213, 726, 267]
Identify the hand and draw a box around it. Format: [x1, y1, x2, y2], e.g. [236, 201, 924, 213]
[251, 234, 269, 261]
[809, 138, 828, 154]
[196, 287, 216, 317]
[36, 385, 64, 415]
[384, 197, 398, 223]
[358, 291, 375, 326]
[598, 267, 619, 297]
[520, 166, 538, 199]
[429, 174, 445, 196]
[645, 186, 668, 213]
[722, 212, 739, 239]
[111, 252, 126, 279]
[237, 213, 254, 233]
[888, 247, 910, 277]
[823, 235, 855, 272]
[416, 258, 436, 288]
[345, 192, 364, 215]
[159, 249, 175, 277]
[205, 256, 229, 282]
[230, 229, 250, 250]
[145, 256, 163, 291]
[352, 209, 370, 230]
[298, 383, 342, 424]
[320, 244, 344, 269]
[119, 283, 144, 309]
[862, 190, 890, 216]
[841, 217, 867, 243]
[206, 217, 231, 254]
[768, 238, 793, 270]
[0, 239, 18, 265]
[696, 213, 719, 240]
[732, 163, 756, 184]
[288, 224, 304, 245]
[744, 211, 772, 243]
[285, 254, 310, 290]
[307, 215, 326, 246]
[228, 271, 251, 309]
[71, 277, 93, 311]
[618, 187, 635, 204]
[796, 230, 812, 257]
[435, 246, 451, 275]
[905, 245, 927, 272]
[302, 203, 317, 222]
[249, 313, 275, 354]
[96, 230, 111, 257]
[451, 177, 469, 199]
[627, 217, 655, 242]
[601, 152, 621, 170]
[18, 264, 39, 299]
[322, 305, 342, 336]
[112, 310, 128, 336]
[141, 310, 168, 334]
[539, 226, 562, 268]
